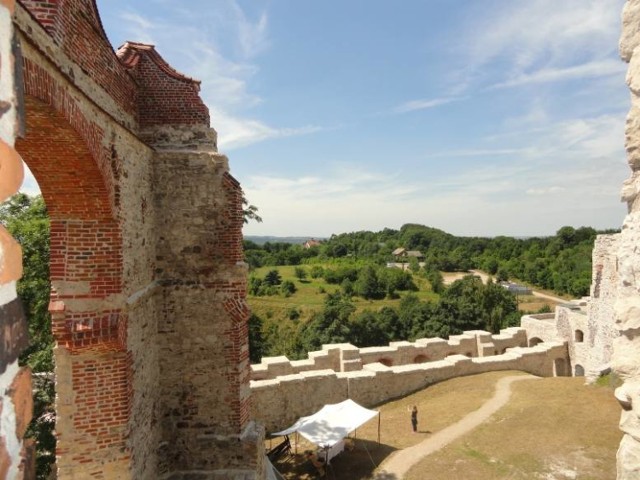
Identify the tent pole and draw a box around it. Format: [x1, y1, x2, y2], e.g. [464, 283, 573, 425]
[295, 431, 298, 455]
[378, 412, 381, 444]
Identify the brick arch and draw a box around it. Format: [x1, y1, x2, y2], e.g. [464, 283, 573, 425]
[15, 94, 130, 476]
[22, 58, 121, 212]
[18, 96, 112, 218]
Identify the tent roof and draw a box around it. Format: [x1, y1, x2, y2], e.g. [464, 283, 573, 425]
[272, 399, 378, 448]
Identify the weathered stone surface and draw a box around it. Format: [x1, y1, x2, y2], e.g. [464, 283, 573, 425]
[614, 3, 640, 477]
[586, 235, 619, 381]
[622, 171, 640, 203]
[613, 335, 640, 379]
[618, 434, 640, 479]
[621, 0, 640, 62]
[616, 296, 640, 331]
[0, 400, 8, 480]
[625, 103, 640, 172]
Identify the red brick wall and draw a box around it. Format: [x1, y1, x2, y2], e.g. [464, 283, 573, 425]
[21, 62, 121, 211]
[19, 0, 138, 120]
[19, 0, 59, 35]
[221, 173, 250, 429]
[125, 49, 210, 127]
[16, 95, 125, 351]
[16, 68, 131, 476]
[70, 354, 128, 451]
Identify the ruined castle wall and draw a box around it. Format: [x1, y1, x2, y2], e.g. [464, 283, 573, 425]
[520, 314, 561, 345]
[251, 328, 528, 381]
[4, 1, 264, 478]
[152, 146, 262, 478]
[252, 343, 567, 432]
[614, 2, 640, 477]
[13, 5, 162, 478]
[586, 235, 619, 381]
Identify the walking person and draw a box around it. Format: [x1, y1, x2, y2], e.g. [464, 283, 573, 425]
[409, 405, 418, 433]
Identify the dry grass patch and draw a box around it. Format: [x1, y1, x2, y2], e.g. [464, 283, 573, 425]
[406, 376, 621, 480]
[270, 371, 523, 479]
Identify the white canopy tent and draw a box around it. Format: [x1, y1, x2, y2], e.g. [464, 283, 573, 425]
[272, 399, 380, 460]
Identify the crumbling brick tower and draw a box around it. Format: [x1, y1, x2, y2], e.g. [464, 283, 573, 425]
[0, 1, 263, 479]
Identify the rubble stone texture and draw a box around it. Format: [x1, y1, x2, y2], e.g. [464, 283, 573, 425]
[617, 1, 640, 478]
[0, 1, 263, 478]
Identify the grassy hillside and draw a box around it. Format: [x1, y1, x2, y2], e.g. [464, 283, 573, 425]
[247, 264, 438, 321]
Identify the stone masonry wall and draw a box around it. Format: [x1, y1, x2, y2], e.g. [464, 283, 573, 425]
[152, 132, 263, 478]
[614, 2, 640, 478]
[587, 235, 619, 381]
[252, 342, 567, 433]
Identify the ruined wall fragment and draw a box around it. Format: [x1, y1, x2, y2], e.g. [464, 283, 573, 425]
[615, 2, 640, 478]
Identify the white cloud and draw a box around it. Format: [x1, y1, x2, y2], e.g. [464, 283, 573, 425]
[453, 0, 625, 92]
[395, 96, 463, 113]
[233, 5, 269, 58]
[213, 107, 322, 150]
[424, 148, 529, 159]
[118, 12, 155, 44]
[117, 3, 316, 150]
[243, 110, 629, 237]
[526, 186, 565, 196]
[490, 59, 626, 89]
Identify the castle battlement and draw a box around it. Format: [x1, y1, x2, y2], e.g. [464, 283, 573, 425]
[251, 340, 567, 432]
[251, 327, 530, 381]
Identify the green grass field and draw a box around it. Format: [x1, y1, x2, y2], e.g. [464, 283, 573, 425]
[247, 264, 439, 321]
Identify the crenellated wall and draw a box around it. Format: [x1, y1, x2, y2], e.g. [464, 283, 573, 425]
[251, 328, 528, 381]
[251, 341, 567, 432]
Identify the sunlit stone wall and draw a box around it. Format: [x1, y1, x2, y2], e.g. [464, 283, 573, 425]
[613, 2, 640, 478]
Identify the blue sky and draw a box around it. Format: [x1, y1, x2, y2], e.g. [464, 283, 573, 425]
[26, 0, 631, 237]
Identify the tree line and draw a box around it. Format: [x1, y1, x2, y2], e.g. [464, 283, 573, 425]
[249, 275, 521, 362]
[246, 223, 617, 297]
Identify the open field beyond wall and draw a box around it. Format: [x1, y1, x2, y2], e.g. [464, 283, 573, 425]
[248, 266, 560, 321]
[248, 265, 438, 320]
[269, 371, 621, 480]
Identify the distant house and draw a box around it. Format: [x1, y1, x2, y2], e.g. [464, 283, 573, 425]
[392, 248, 425, 261]
[304, 239, 321, 249]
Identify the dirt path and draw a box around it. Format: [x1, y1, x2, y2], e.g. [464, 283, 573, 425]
[530, 290, 566, 303]
[374, 375, 540, 479]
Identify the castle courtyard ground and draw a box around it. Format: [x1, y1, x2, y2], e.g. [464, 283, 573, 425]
[270, 371, 621, 479]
